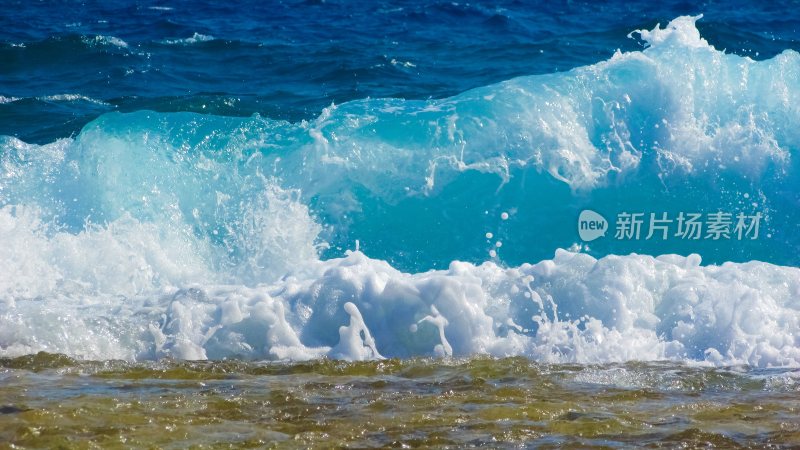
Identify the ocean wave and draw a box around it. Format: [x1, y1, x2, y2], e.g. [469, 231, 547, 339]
[0, 16, 799, 365]
[0, 208, 797, 367]
[81, 34, 129, 49]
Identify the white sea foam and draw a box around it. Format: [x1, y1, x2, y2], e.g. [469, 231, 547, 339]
[0, 94, 110, 106]
[629, 14, 710, 48]
[161, 33, 215, 45]
[0, 205, 797, 367]
[37, 94, 111, 106]
[0, 205, 214, 301]
[83, 35, 129, 49]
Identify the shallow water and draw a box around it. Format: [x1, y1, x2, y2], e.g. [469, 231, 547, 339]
[1, 354, 799, 448]
[2, 2, 800, 447]
[2, 3, 800, 366]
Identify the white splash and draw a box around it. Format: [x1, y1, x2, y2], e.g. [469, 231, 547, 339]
[1, 243, 799, 367]
[161, 33, 215, 45]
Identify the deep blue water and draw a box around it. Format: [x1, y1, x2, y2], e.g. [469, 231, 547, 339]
[2, 0, 798, 143]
